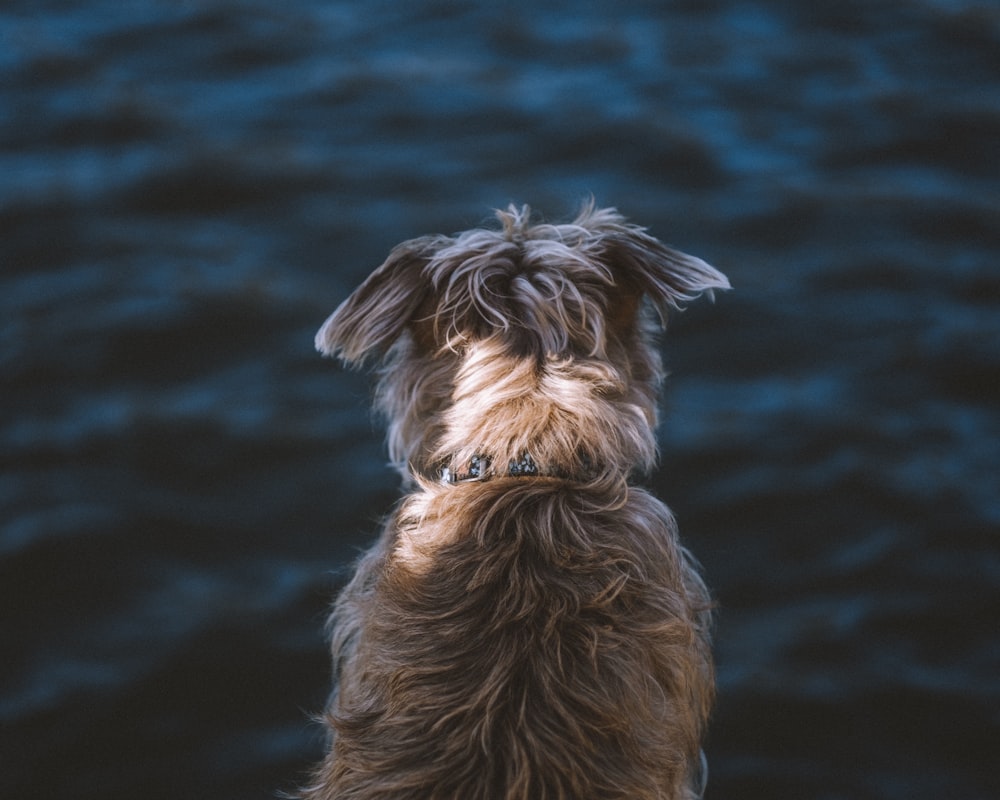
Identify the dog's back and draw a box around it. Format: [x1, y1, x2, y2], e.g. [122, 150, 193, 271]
[308, 479, 712, 800]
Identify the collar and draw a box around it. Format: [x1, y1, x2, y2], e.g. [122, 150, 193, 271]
[440, 452, 599, 484]
[441, 453, 537, 484]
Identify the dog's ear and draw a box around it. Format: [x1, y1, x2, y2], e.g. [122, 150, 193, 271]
[315, 235, 448, 365]
[601, 229, 730, 324]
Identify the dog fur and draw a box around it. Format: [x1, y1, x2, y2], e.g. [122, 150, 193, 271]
[304, 203, 729, 800]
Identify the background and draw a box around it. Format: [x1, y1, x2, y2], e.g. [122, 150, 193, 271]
[2, 1, 997, 798]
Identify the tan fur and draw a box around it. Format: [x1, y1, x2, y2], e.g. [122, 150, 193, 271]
[304, 203, 729, 799]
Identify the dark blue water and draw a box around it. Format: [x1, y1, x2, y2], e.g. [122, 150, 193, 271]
[2, 2, 998, 798]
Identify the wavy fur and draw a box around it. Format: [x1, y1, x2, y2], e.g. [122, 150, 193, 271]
[306, 204, 728, 799]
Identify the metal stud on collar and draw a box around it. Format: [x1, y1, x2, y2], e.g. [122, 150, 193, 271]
[442, 453, 492, 484]
[507, 452, 538, 477]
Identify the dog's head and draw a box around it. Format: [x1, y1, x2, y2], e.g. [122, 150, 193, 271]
[317, 203, 729, 482]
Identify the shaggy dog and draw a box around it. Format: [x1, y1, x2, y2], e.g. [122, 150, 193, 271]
[304, 203, 729, 800]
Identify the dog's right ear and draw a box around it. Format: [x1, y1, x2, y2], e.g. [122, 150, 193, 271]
[601, 229, 731, 325]
[315, 235, 447, 366]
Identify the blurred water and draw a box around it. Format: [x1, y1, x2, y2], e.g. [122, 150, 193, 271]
[2, 2, 998, 798]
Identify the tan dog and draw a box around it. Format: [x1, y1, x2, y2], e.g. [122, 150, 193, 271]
[304, 203, 729, 800]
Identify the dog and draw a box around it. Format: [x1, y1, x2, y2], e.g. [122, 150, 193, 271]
[303, 203, 729, 800]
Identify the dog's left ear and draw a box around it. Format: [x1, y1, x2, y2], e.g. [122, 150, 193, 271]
[315, 235, 447, 365]
[602, 229, 731, 323]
